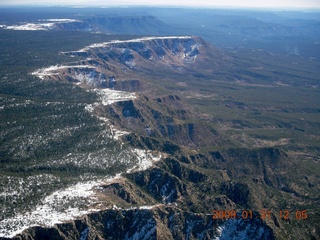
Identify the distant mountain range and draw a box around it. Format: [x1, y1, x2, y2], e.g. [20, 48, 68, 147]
[1, 8, 319, 58]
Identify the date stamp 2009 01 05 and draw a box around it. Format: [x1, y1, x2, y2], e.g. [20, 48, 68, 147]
[212, 209, 308, 221]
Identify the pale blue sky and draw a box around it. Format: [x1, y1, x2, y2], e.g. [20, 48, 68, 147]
[0, 0, 319, 9]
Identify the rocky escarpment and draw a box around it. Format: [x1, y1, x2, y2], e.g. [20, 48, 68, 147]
[99, 94, 218, 148]
[11, 206, 211, 240]
[7, 129, 308, 239]
[67, 36, 206, 68]
[33, 36, 230, 92]
[13, 205, 274, 240]
[31, 36, 224, 151]
[65, 36, 229, 87]
[13, 152, 279, 240]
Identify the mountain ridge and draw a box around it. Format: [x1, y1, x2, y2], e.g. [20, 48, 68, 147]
[34, 35, 232, 92]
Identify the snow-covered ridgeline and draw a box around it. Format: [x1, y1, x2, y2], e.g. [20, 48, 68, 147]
[65, 36, 193, 53]
[5, 23, 56, 31]
[31, 65, 95, 80]
[0, 176, 116, 238]
[31, 64, 137, 140]
[32, 64, 108, 88]
[1, 19, 81, 31]
[40, 19, 80, 22]
[108, 203, 163, 211]
[0, 146, 164, 238]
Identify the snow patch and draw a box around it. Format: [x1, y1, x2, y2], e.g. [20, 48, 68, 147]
[84, 88, 136, 140]
[215, 218, 271, 240]
[138, 205, 158, 210]
[31, 65, 95, 80]
[112, 128, 131, 140]
[127, 149, 164, 173]
[125, 59, 136, 68]
[92, 88, 136, 106]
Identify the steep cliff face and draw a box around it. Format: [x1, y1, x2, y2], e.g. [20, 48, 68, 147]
[31, 36, 223, 150]
[14, 205, 275, 240]
[101, 95, 218, 148]
[13, 206, 217, 240]
[33, 36, 228, 92]
[68, 36, 206, 68]
[13, 162, 276, 240]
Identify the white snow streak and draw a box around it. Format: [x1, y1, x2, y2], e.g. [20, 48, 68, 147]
[72, 36, 193, 53]
[84, 88, 136, 140]
[4, 23, 54, 31]
[41, 19, 79, 22]
[31, 65, 95, 80]
[0, 180, 101, 238]
[2, 19, 80, 31]
[127, 149, 163, 173]
[0, 169, 162, 238]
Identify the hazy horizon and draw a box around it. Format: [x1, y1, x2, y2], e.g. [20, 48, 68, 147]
[0, 0, 320, 10]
